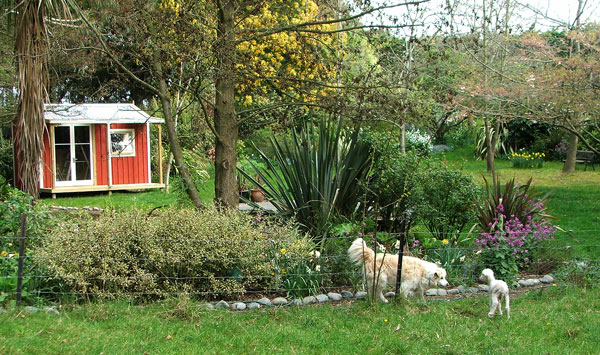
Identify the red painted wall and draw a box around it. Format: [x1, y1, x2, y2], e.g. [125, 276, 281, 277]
[94, 125, 109, 185]
[110, 123, 148, 185]
[42, 127, 52, 188]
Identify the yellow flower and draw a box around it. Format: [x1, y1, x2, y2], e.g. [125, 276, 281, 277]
[281, 268, 286, 274]
[1, 251, 6, 257]
[442, 239, 449, 245]
[280, 248, 286, 254]
[384, 319, 389, 323]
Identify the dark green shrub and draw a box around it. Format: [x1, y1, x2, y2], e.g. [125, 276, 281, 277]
[366, 147, 425, 233]
[420, 160, 479, 244]
[34, 206, 309, 300]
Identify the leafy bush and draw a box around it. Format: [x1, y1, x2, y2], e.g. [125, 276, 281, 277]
[420, 161, 479, 244]
[366, 147, 425, 233]
[443, 123, 477, 148]
[240, 117, 373, 237]
[0, 181, 57, 305]
[34, 207, 306, 300]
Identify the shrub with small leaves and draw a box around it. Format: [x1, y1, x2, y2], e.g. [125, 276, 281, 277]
[34, 206, 304, 300]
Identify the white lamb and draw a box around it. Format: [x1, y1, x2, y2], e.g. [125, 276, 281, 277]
[479, 268, 510, 319]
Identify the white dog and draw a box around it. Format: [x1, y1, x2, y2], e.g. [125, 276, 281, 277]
[348, 238, 449, 302]
[479, 268, 510, 319]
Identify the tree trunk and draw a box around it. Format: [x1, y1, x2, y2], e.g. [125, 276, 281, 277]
[153, 52, 204, 209]
[164, 152, 173, 194]
[14, 0, 48, 200]
[214, 0, 239, 208]
[484, 116, 496, 173]
[400, 122, 406, 154]
[562, 131, 578, 174]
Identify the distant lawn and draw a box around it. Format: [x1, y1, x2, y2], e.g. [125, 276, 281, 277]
[1, 285, 598, 354]
[38, 178, 215, 211]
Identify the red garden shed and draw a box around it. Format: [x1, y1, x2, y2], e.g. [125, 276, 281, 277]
[15, 103, 165, 197]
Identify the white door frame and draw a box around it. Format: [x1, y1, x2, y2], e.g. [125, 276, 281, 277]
[53, 124, 94, 187]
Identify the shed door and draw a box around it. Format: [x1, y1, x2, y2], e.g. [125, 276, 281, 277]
[54, 125, 93, 186]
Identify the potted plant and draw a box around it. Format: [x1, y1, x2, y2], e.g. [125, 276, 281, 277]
[251, 178, 265, 203]
[238, 157, 267, 203]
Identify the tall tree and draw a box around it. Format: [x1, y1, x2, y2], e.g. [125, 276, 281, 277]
[10, 0, 69, 199]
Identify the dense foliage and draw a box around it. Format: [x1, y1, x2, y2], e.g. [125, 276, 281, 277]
[34, 207, 310, 300]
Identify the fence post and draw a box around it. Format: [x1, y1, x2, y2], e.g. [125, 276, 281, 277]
[394, 216, 407, 299]
[16, 213, 27, 307]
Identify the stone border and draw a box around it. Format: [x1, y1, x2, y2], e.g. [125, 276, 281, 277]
[203, 274, 556, 311]
[1, 275, 556, 314]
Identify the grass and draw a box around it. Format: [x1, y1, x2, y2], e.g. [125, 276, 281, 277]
[37, 178, 215, 210]
[1, 285, 598, 354]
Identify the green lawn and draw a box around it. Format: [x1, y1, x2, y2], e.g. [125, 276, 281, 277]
[37, 177, 215, 210]
[1, 285, 598, 354]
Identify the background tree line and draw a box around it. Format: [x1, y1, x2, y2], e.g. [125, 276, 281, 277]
[0, 0, 598, 208]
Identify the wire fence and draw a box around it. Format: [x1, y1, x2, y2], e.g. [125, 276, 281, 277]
[1, 227, 598, 305]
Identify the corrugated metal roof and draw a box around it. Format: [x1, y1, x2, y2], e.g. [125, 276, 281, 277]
[45, 103, 164, 124]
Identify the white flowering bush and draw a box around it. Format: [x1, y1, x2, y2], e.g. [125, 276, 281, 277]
[405, 128, 433, 154]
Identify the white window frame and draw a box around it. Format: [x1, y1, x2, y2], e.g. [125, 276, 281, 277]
[110, 128, 136, 157]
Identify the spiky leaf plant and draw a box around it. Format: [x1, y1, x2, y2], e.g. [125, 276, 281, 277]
[239, 117, 372, 237]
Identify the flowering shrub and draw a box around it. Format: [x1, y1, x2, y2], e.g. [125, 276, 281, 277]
[405, 128, 433, 154]
[554, 142, 567, 160]
[510, 150, 545, 169]
[474, 204, 555, 282]
[272, 243, 322, 298]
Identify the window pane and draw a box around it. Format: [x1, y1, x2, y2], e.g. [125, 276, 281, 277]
[75, 126, 90, 143]
[110, 129, 135, 156]
[54, 126, 70, 144]
[55, 145, 71, 181]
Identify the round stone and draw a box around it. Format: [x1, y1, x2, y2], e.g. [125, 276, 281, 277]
[327, 292, 343, 302]
[355, 291, 368, 299]
[315, 294, 330, 303]
[215, 300, 229, 309]
[272, 297, 288, 306]
[232, 302, 246, 310]
[341, 290, 354, 299]
[302, 296, 317, 305]
[256, 297, 271, 306]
